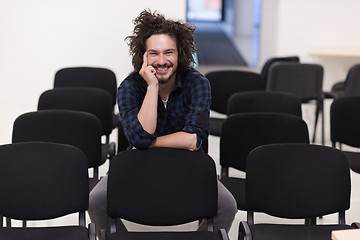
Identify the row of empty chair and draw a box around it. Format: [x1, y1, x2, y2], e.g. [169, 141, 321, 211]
[208, 57, 360, 148]
[211, 90, 360, 239]
[1, 67, 121, 236]
[204, 56, 360, 239]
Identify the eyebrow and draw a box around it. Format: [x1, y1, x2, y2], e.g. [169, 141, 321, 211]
[147, 49, 176, 53]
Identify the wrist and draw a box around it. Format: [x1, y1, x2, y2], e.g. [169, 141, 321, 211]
[147, 83, 159, 91]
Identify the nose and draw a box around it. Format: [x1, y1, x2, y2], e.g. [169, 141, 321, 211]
[157, 53, 166, 65]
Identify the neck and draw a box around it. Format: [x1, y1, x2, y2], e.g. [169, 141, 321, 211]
[159, 75, 176, 101]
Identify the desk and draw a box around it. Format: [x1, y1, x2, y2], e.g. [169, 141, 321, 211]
[310, 47, 360, 58]
[332, 229, 360, 240]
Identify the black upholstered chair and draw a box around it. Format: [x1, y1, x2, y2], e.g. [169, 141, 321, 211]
[55, 67, 117, 106]
[205, 70, 265, 137]
[325, 63, 360, 99]
[239, 143, 359, 240]
[54, 67, 129, 152]
[104, 147, 229, 240]
[260, 56, 300, 83]
[12, 110, 103, 191]
[331, 96, 360, 174]
[227, 91, 302, 118]
[0, 142, 95, 240]
[266, 62, 324, 144]
[38, 87, 116, 162]
[219, 113, 309, 211]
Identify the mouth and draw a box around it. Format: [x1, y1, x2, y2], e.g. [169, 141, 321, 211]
[154, 65, 171, 74]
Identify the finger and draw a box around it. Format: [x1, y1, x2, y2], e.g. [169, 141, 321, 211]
[142, 51, 148, 68]
[150, 68, 156, 74]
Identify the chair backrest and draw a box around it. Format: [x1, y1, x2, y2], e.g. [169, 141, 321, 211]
[107, 147, 218, 226]
[205, 70, 265, 114]
[220, 112, 309, 172]
[267, 62, 323, 102]
[12, 110, 102, 168]
[0, 142, 89, 221]
[54, 67, 117, 106]
[331, 96, 360, 148]
[246, 143, 350, 219]
[343, 64, 360, 97]
[227, 91, 302, 118]
[260, 56, 300, 82]
[38, 87, 113, 136]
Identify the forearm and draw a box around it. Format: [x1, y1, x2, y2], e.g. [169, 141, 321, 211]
[150, 131, 200, 151]
[137, 85, 159, 134]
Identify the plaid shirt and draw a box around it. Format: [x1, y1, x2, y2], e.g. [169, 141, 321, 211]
[118, 68, 210, 150]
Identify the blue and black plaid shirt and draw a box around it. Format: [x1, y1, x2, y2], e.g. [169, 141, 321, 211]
[118, 68, 210, 150]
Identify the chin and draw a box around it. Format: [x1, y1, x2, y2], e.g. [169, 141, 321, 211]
[157, 71, 176, 84]
[158, 78, 171, 84]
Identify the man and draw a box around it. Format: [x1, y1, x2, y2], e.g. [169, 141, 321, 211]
[89, 9, 237, 234]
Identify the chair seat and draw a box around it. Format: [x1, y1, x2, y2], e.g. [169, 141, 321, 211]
[0, 226, 89, 240]
[249, 224, 355, 240]
[220, 177, 245, 210]
[209, 117, 225, 136]
[109, 231, 224, 240]
[344, 151, 360, 174]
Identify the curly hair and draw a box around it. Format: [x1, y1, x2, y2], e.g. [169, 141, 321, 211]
[126, 9, 197, 73]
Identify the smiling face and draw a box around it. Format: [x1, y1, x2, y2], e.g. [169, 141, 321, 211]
[145, 34, 178, 84]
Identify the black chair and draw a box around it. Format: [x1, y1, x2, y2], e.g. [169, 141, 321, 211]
[266, 62, 324, 144]
[239, 143, 359, 240]
[325, 63, 360, 99]
[54, 66, 129, 152]
[330, 96, 360, 174]
[227, 91, 302, 118]
[0, 142, 95, 240]
[12, 110, 103, 191]
[38, 87, 116, 162]
[260, 56, 300, 83]
[205, 70, 265, 137]
[219, 113, 309, 211]
[104, 147, 229, 240]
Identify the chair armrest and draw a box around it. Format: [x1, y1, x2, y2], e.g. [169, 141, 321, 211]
[239, 221, 252, 240]
[218, 228, 230, 240]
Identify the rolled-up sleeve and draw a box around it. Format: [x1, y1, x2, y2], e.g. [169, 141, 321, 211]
[182, 73, 211, 147]
[118, 76, 155, 149]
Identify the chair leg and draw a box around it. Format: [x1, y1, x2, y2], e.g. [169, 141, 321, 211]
[6, 218, 11, 227]
[321, 102, 324, 145]
[312, 103, 320, 143]
[312, 99, 324, 145]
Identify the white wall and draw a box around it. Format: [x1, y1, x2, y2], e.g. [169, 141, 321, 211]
[233, 0, 254, 37]
[0, 0, 186, 144]
[261, 0, 360, 90]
